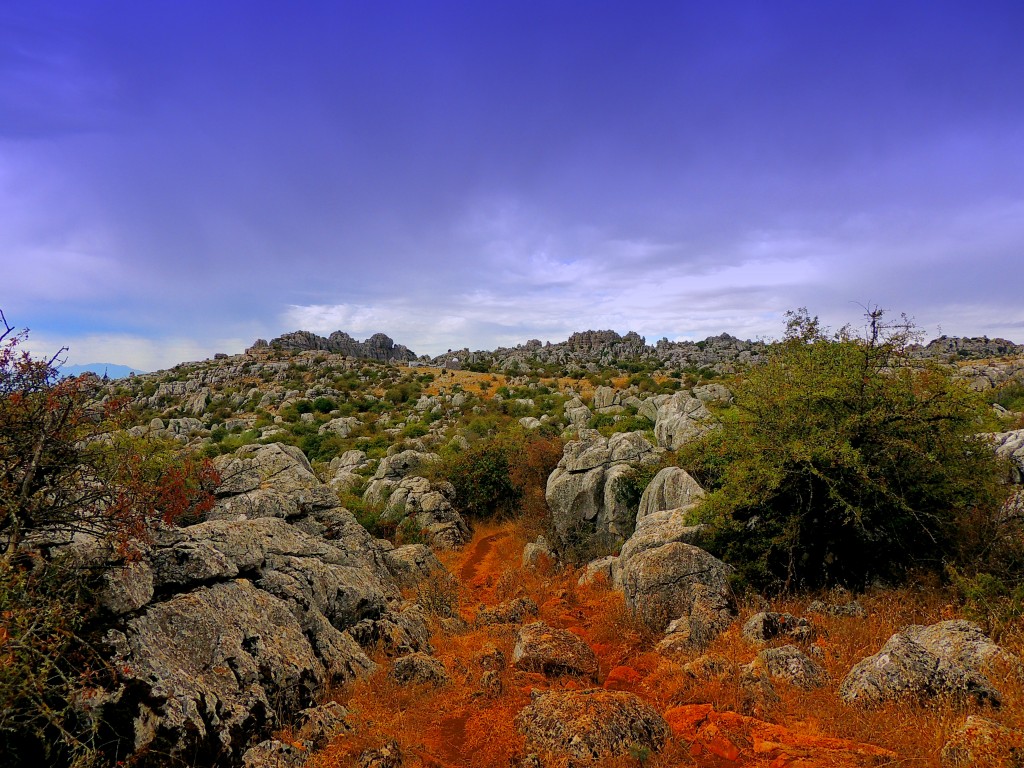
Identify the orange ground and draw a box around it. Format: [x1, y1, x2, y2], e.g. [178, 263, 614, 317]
[305, 520, 1024, 767]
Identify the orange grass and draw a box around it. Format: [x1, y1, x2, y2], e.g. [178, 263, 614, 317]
[306, 518, 1024, 767]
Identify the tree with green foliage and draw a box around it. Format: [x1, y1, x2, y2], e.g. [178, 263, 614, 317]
[683, 308, 1010, 592]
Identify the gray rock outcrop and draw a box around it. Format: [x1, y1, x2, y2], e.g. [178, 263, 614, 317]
[545, 431, 661, 552]
[839, 620, 1014, 706]
[652, 392, 717, 450]
[512, 622, 599, 679]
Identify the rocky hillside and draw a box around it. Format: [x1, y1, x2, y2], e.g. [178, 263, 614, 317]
[6, 325, 1024, 768]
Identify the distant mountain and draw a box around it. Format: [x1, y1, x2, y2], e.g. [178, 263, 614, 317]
[59, 363, 146, 379]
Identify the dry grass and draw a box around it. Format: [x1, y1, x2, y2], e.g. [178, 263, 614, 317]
[306, 518, 1024, 767]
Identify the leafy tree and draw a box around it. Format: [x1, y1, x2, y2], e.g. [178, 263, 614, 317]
[683, 308, 1009, 592]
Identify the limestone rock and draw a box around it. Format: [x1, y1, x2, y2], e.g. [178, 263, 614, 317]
[384, 544, 445, 589]
[653, 392, 717, 451]
[516, 689, 668, 762]
[545, 431, 660, 554]
[741, 612, 816, 645]
[636, 467, 705, 521]
[242, 739, 307, 768]
[512, 622, 599, 679]
[621, 539, 735, 641]
[106, 580, 326, 765]
[389, 652, 449, 687]
[839, 621, 1009, 706]
[319, 416, 361, 437]
[476, 597, 539, 626]
[746, 645, 825, 690]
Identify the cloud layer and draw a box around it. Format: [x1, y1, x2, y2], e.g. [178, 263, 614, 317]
[3, 2, 1023, 369]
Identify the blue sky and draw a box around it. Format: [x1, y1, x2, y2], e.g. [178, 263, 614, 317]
[3, 1, 1023, 370]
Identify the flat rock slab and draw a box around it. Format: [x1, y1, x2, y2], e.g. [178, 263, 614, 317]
[516, 689, 668, 761]
[513, 621, 599, 680]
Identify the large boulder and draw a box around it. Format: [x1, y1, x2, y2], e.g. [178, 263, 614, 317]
[79, 440, 435, 766]
[621, 540, 735, 644]
[545, 431, 661, 553]
[375, 475, 470, 550]
[104, 580, 330, 765]
[512, 622, 599, 680]
[941, 715, 1024, 768]
[653, 392, 717, 450]
[635, 467, 704, 522]
[213, 443, 338, 513]
[516, 689, 668, 762]
[986, 428, 1024, 483]
[839, 620, 1014, 706]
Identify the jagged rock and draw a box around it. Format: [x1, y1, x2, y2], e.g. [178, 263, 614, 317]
[242, 739, 307, 768]
[986, 428, 1024, 483]
[545, 431, 661, 553]
[653, 392, 717, 450]
[214, 443, 338, 512]
[100, 560, 154, 615]
[512, 622, 599, 679]
[319, 416, 361, 436]
[516, 689, 668, 761]
[105, 580, 327, 765]
[519, 416, 542, 430]
[692, 383, 733, 404]
[839, 621, 1011, 706]
[349, 603, 432, 657]
[746, 645, 825, 689]
[635, 467, 705, 521]
[941, 715, 1024, 768]
[389, 652, 449, 687]
[384, 544, 445, 589]
[741, 612, 816, 645]
[476, 597, 539, 625]
[374, 475, 470, 550]
[620, 538, 734, 641]
[269, 330, 416, 362]
[295, 701, 351, 749]
[617, 507, 704, 564]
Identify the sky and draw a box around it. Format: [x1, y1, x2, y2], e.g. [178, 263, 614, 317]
[3, 1, 1023, 371]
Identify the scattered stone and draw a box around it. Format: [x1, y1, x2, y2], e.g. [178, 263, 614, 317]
[577, 555, 620, 588]
[840, 621, 1009, 706]
[741, 611, 816, 644]
[479, 669, 504, 698]
[522, 535, 555, 569]
[516, 689, 668, 762]
[474, 642, 507, 671]
[383, 544, 445, 589]
[357, 740, 403, 768]
[746, 644, 826, 689]
[389, 652, 449, 687]
[476, 596, 539, 626]
[294, 701, 351, 749]
[665, 704, 896, 767]
[512, 622, 599, 680]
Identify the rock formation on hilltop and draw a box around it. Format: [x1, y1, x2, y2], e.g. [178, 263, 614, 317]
[248, 330, 416, 362]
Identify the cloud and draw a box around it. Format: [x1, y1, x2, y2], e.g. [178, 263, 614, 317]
[21, 331, 249, 373]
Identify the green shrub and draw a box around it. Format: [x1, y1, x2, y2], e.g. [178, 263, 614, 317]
[684, 308, 1009, 593]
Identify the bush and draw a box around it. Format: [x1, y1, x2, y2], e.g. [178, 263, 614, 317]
[684, 308, 1010, 592]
